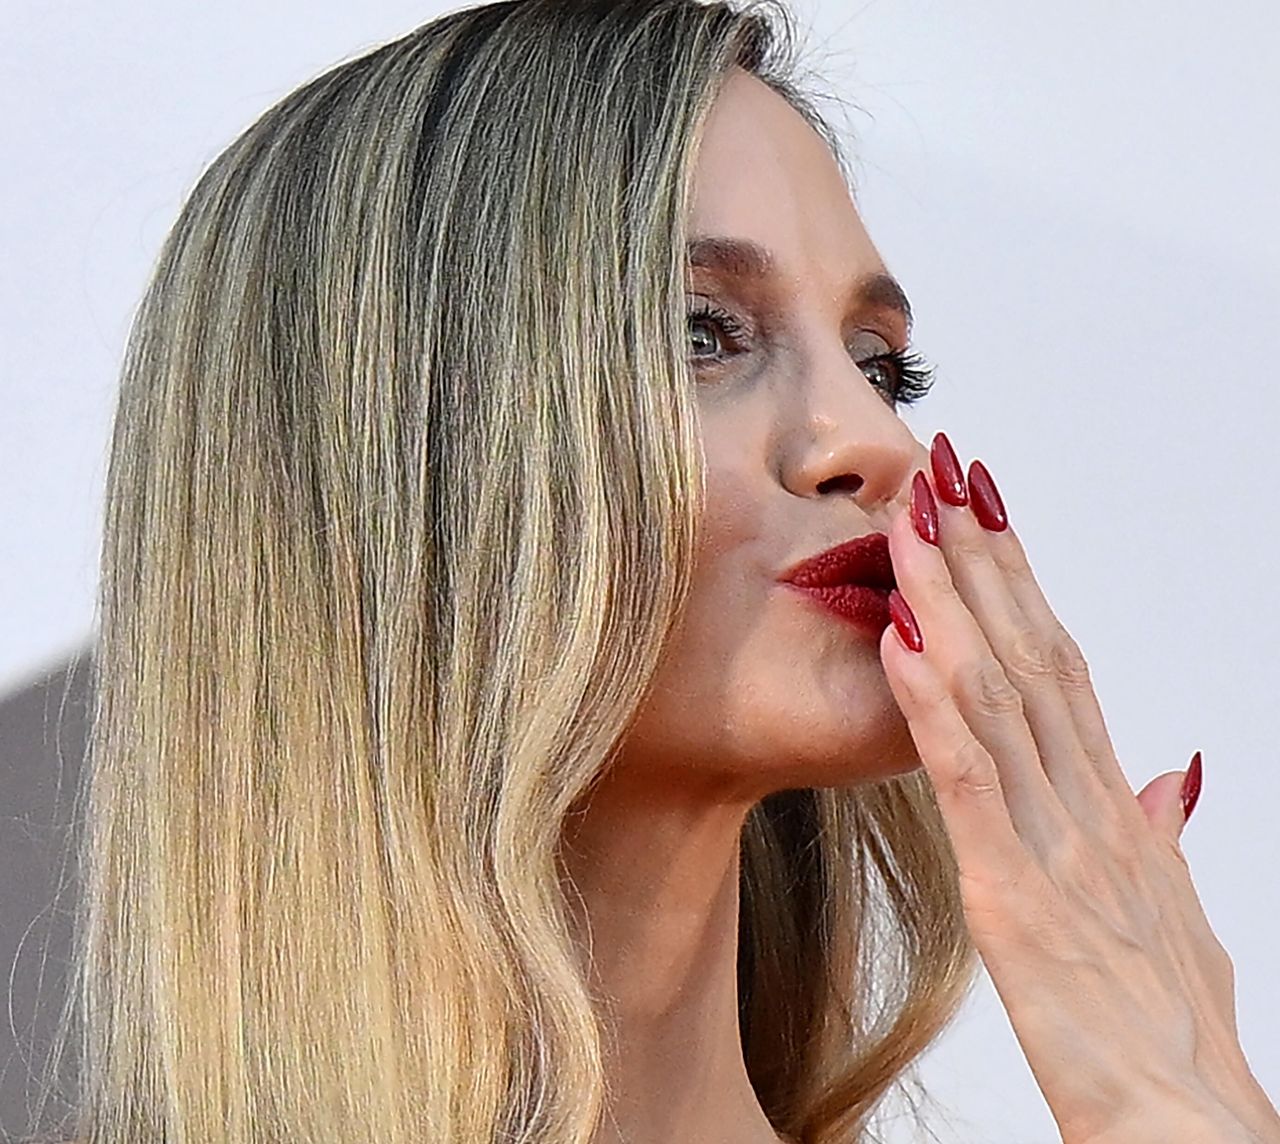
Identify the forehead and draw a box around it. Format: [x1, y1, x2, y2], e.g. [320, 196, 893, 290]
[688, 68, 884, 288]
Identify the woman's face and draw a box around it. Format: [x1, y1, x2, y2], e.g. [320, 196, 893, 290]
[621, 67, 932, 800]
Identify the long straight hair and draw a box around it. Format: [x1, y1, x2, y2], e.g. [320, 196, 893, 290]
[28, 1, 978, 1140]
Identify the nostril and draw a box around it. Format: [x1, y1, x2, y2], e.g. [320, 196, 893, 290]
[816, 474, 863, 496]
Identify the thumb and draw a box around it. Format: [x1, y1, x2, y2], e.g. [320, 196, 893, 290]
[1135, 751, 1203, 840]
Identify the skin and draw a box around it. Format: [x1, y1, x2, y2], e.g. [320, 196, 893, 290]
[561, 66, 1280, 1144]
[560, 67, 928, 1144]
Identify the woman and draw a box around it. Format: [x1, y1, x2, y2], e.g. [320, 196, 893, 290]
[29, 0, 1279, 1141]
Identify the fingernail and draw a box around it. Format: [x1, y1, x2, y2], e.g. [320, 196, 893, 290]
[931, 432, 968, 506]
[968, 459, 1008, 532]
[888, 588, 924, 652]
[910, 470, 940, 546]
[1180, 750, 1203, 823]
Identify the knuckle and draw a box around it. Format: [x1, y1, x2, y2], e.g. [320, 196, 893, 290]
[959, 859, 1044, 937]
[957, 868, 1009, 925]
[1085, 804, 1134, 859]
[946, 736, 1001, 799]
[1040, 826, 1096, 888]
[1048, 629, 1093, 690]
[956, 657, 1023, 719]
[1003, 626, 1053, 684]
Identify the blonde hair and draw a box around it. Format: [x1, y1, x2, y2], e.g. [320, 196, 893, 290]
[26, 1, 978, 1140]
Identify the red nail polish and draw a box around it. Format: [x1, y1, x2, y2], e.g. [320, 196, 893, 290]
[1181, 750, 1203, 823]
[968, 459, 1008, 532]
[888, 589, 924, 652]
[931, 432, 968, 506]
[910, 470, 940, 546]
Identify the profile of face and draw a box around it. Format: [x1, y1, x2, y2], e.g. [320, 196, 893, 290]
[620, 67, 933, 802]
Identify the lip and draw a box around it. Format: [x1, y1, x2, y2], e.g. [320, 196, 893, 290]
[776, 532, 895, 591]
[777, 532, 896, 638]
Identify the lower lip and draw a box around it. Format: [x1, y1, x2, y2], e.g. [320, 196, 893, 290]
[782, 583, 893, 638]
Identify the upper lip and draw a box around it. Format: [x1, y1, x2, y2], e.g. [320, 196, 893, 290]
[777, 532, 895, 590]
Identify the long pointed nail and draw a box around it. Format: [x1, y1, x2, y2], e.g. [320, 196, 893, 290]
[888, 589, 924, 653]
[968, 459, 1008, 532]
[910, 470, 940, 546]
[931, 432, 968, 506]
[1181, 750, 1203, 823]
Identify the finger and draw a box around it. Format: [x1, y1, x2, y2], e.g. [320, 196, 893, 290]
[878, 608, 1038, 886]
[970, 509, 1142, 809]
[885, 505, 1073, 861]
[1135, 768, 1196, 842]
[923, 463, 1122, 829]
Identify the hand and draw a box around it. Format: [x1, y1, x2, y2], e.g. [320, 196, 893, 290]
[877, 431, 1279, 1143]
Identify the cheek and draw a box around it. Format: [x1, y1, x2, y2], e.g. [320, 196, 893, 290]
[615, 462, 920, 789]
[698, 459, 765, 562]
[626, 594, 918, 791]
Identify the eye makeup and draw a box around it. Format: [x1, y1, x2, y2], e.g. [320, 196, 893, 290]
[685, 297, 936, 408]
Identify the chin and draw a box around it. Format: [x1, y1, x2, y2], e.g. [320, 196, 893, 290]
[794, 707, 923, 790]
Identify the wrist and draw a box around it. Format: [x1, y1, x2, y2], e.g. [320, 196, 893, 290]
[1210, 1067, 1280, 1142]
[1078, 1106, 1250, 1144]
[1067, 1081, 1259, 1144]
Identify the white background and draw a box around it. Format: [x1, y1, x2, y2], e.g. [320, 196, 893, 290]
[3, 2, 1277, 1140]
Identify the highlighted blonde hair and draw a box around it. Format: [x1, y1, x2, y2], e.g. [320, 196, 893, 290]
[28, 1, 977, 1140]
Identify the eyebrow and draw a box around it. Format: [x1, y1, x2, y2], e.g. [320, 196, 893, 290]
[685, 234, 914, 335]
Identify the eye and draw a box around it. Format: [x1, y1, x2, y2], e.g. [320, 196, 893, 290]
[686, 299, 748, 363]
[850, 331, 938, 408]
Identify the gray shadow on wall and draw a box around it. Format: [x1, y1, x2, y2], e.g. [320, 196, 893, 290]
[0, 648, 90, 1143]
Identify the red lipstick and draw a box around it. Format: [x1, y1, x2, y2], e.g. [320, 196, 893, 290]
[777, 533, 895, 638]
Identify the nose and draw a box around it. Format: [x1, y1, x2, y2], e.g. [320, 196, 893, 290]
[780, 353, 927, 517]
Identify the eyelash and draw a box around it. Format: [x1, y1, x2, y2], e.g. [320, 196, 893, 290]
[686, 300, 937, 407]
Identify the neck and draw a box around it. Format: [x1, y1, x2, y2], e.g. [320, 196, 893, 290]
[560, 766, 788, 1144]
